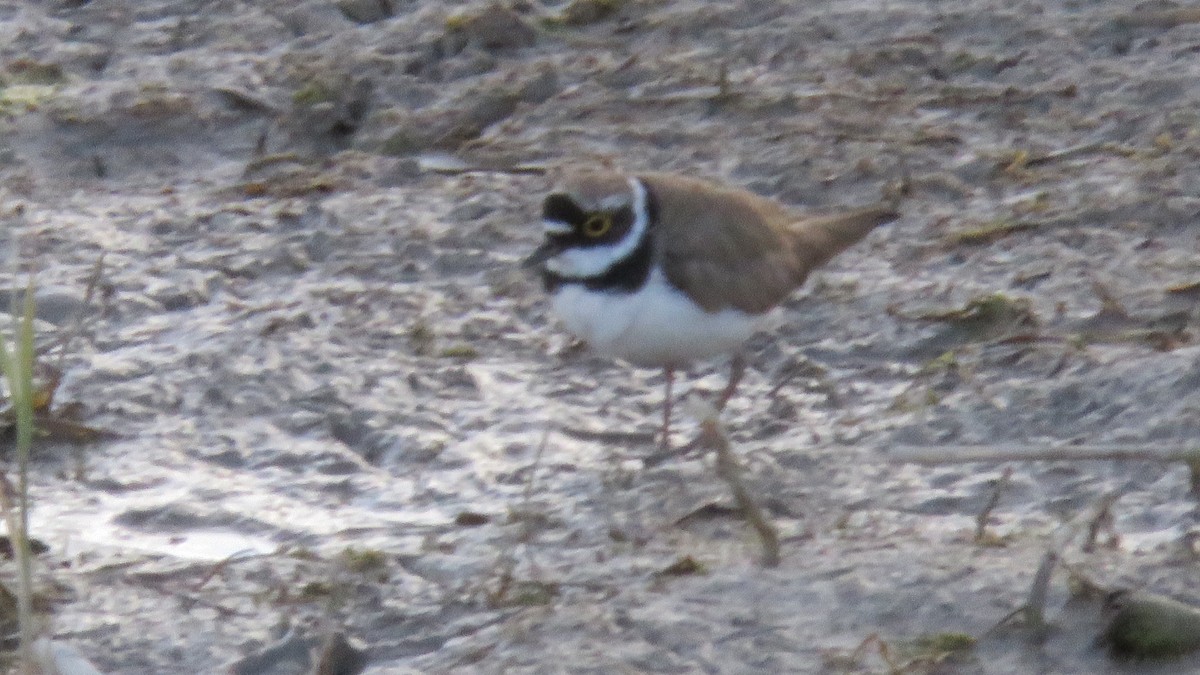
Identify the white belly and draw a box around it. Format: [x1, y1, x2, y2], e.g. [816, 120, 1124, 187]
[549, 270, 759, 367]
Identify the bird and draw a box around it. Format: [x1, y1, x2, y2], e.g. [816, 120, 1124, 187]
[524, 170, 897, 454]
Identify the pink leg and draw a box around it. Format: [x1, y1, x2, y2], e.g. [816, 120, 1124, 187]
[659, 366, 675, 451]
[645, 357, 746, 465]
[715, 354, 746, 411]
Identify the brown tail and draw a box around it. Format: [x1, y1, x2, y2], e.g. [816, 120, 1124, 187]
[790, 203, 898, 275]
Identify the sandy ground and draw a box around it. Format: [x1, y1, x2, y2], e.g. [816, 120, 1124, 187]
[3, 0, 1200, 672]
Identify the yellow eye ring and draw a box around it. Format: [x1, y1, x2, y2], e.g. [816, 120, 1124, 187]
[583, 214, 612, 238]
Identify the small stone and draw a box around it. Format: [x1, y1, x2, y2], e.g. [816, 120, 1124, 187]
[278, 1, 355, 36]
[311, 633, 368, 675]
[448, 198, 494, 222]
[305, 230, 333, 262]
[449, 3, 537, 51]
[376, 157, 422, 185]
[335, 0, 394, 24]
[455, 88, 521, 136]
[377, 120, 431, 156]
[559, 0, 624, 25]
[33, 290, 86, 325]
[519, 64, 560, 104]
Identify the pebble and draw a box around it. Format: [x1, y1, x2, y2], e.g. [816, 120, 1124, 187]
[451, 3, 538, 51]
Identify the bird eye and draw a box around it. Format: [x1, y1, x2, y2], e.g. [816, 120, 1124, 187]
[583, 214, 612, 238]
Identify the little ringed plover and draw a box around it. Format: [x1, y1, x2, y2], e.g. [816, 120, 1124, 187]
[525, 171, 897, 451]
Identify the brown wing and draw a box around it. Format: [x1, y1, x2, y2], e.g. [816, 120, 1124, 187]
[645, 173, 806, 314]
[646, 173, 896, 314]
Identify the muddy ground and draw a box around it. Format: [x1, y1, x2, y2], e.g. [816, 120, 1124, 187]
[3, 0, 1200, 672]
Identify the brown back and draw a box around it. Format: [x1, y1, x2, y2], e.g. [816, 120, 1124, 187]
[644, 173, 895, 314]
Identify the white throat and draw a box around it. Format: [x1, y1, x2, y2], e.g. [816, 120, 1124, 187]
[545, 177, 649, 279]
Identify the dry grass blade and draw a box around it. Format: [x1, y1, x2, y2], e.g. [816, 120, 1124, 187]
[686, 397, 781, 568]
[1024, 548, 1057, 631]
[989, 547, 1058, 636]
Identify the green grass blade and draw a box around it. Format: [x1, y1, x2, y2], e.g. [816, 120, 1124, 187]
[16, 278, 34, 454]
[0, 278, 39, 671]
[0, 330, 12, 403]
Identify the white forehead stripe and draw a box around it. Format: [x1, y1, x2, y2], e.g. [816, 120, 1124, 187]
[542, 219, 573, 235]
[545, 177, 650, 279]
[599, 194, 628, 210]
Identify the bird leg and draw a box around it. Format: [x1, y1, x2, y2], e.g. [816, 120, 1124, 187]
[645, 356, 746, 465]
[659, 365, 675, 451]
[714, 354, 746, 412]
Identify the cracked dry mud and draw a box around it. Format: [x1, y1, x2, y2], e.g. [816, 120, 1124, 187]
[3, 0, 1200, 673]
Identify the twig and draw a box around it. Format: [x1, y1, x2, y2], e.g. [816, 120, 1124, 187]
[889, 444, 1200, 465]
[48, 252, 107, 367]
[845, 633, 901, 673]
[686, 397, 780, 567]
[427, 165, 549, 176]
[1082, 490, 1123, 553]
[923, 84, 1077, 107]
[626, 86, 896, 108]
[715, 62, 730, 99]
[190, 548, 258, 593]
[558, 425, 657, 445]
[765, 357, 823, 400]
[987, 490, 1136, 640]
[521, 428, 549, 508]
[420, 159, 549, 176]
[974, 466, 1013, 543]
[485, 428, 550, 608]
[1111, 8, 1200, 29]
[1022, 141, 1135, 167]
